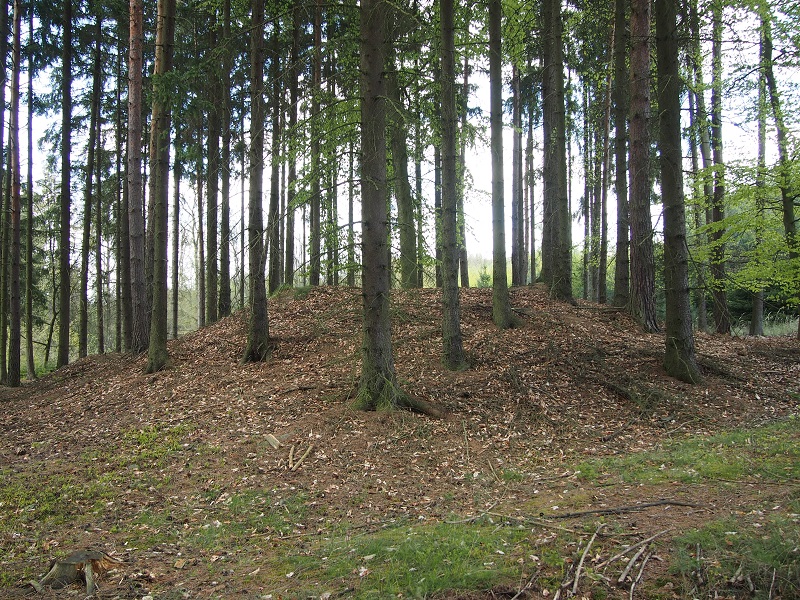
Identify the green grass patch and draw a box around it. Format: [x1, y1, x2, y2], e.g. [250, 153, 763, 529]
[576, 416, 800, 484]
[672, 506, 800, 599]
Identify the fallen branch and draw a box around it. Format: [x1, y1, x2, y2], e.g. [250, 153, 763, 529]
[596, 529, 673, 570]
[618, 545, 647, 583]
[573, 523, 605, 595]
[629, 551, 653, 600]
[545, 500, 699, 520]
[290, 444, 314, 472]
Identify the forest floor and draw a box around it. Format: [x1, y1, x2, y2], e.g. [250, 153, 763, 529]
[1, 285, 798, 600]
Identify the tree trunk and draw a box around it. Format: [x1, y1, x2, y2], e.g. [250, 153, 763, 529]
[267, 19, 282, 295]
[284, 3, 300, 287]
[457, 49, 470, 288]
[25, 9, 36, 378]
[612, 0, 629, 308]
[171, 127, 182, 339]
[388, 48, 418, 289]
[598, 61, 612, 304]
[218, 0, 232, 317]
[687, 79, 708, 332]
[95, 48, 104, 354]
[628, 0, 658, 332]
[750, 18, 768, 337]
[656, 0, 701, 384]
[80, 14, 102, 359]
[440, 0, 467, 368]
[57, 0, 73, 366]
[196, 123, 205, 328]
[511, 63, 523, 287]
[242, 0, 270, 363]
[761, 5, 799, 338]
[541, 0, 573, 302]
[309, 0, 322, 287]
[146, 0, 176, 373]
[7, 0, 21, 386]
[206, 23, 220, 325]
[709, 0, 730, 334]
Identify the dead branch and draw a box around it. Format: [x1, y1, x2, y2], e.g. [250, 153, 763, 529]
[618, 544, 648, 583]
[545, 500, 699, 520]
[596, 529, 673, 570]
[290, 444, 314, 471]
[573, 523, 605, 595]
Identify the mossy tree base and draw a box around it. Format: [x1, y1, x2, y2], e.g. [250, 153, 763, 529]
[353, 376, 442, 418]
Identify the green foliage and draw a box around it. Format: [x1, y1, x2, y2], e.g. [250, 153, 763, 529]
[476, 265, 492, 288]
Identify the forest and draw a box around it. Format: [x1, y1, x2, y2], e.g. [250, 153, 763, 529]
[0, 0, 799, 597]
[0, 0, 795, 387]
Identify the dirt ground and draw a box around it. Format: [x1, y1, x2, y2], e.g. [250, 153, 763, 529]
[1, 285, 798, 599]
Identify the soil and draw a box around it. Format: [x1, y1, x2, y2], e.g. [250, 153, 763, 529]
[1, 285, 798, 599]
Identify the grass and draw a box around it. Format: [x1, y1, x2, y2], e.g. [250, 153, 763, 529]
[575, 416, 800, 484]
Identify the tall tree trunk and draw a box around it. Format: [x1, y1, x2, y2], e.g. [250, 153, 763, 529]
[146, 0, 176, 373]
[57, 0, 73, 366]
[687, 78, 708, 332]
[628, 0, 657, 332]
[1, 154, 9, 384]
[95, 48, 104, 354]
[527, 102, 537, 282]
[489, 0, 515, 327]
[7, 0, 21, 386]
[598, 61, 612, 304]
[347, 140, 356, 287]
[709, 0, 730, 334]
[760, 5, 799, 338]
[541, 0, 573, 302]
[511, 63, 523, 287]
[128, 0, 149, 353]
[309, 0, 322, 286]
[242, 0, 270, 362]
[25, 9, 35, 378]
[355, 0, 428, 413]
[79, 13, 102, 358]
[206, 23, 220, 325]
[388, 48, 418, 289]
[441, 0, 467, 367]
[656, 0, 701, 383]
[612, 0, 629, 308]
[285, 3, 300, 287]
[171, 127, 182, 339]
[267, 19, 282, 295]
[116, 32, 132, 351]
[196, 122, 205, 328]
[750, 22, 767, 337]
[457, 49, 470, 287]
[218, 0, 232, 317]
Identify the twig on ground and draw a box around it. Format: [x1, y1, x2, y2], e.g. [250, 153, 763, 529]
[618, 545, 647, 583]
[290, 444, 314, 471]
[511, 569, 538, 600]
[572, 523, 605, 595]
[629, 551, 653, 600]
[596, 528, 673, 570]
[546, 500, 699, 520]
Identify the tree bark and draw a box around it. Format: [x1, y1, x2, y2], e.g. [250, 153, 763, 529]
[128, 0, 149, 353]
[656, 0, 701, 384]
[267, 19, 282, 295]
[7, 0, 21, 386]
[171, 127, 182, 339]
[541, 0, 573, 302]
[284, 4, 300, 287]
[206, 21, 220, 325]
[709, 0, 730, 334]
[612, 0, 629, 308]
[628, 0, 658, 332]
[511, 63, 523, 287]
[57, 0, 73, 366]
[218, 0, 232, 317]
[25, 8, 36, 378]
[146, 0, 176, 373]
[242, 0, 270, 363]
[309, 0, 322, 287]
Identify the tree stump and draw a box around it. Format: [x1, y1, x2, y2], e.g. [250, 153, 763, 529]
[31, 549, 122, 595]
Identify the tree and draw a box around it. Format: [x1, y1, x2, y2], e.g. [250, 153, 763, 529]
[26, 9, 36, 378]
[441, 0, 467, 367]
[7, 0, 21, 386]
[627, 0, 657, 332]
[218, 0, 233, 317]
[541, 0, 573, 302]
[489, 0, 516, 328]
[57, 0, 73, 367]
[611, 0, 629, 308]
[242, 0, 270, 363]
[354, 0, 432, 414]
[655, 0, 701, 384]
[128, 0, 149, 353]
[709, 0, 730, 334]
[267, 18, 282, 295]
[146, 0, 177, 373]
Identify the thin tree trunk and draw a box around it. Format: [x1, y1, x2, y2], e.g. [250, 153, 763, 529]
[709, 0, 730, 334]
[206, 24, 220, 325]
[511, 63, 523, 287]
[171, 127, 181, 339]
[457, 49, 470, 287]
[687, 79, 708, 332]
[628, 0, 658, 332]
[7, 0, 21, 386]
[196, 122, 205, 328]
[598, 59, 612, 304]
[656, 0, 701, 383]
[309, 0, 322, 286]
[218, 0, 232, 317]
[612, 0, 629, 308]
[267, 19, 282, 295]
[242, 0, 270, 362]
[146, 0, 176, 373]
[95, 43, 104, 354]
[57, 0, 73, 366]
[441, 0, 467, 366]
[750, 28, 766, 337]
[284, 3, 300, 287]
[25, 9, 35, 378]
